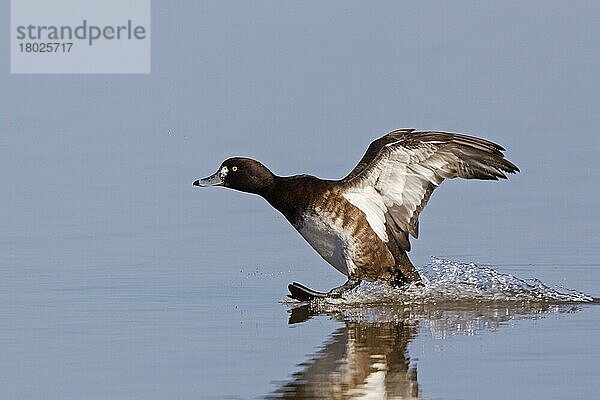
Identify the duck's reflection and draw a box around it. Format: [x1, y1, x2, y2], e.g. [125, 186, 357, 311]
[268, 301, 579, 399]
[272, 307, 418, 399]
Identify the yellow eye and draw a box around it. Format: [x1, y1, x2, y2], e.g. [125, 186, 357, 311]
[232, 166, 238, 171]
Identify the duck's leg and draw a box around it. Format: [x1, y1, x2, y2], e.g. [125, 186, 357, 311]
[287, 278, 361, 301]
[327, 278, 361, 298]
[394, 251, 422, 285]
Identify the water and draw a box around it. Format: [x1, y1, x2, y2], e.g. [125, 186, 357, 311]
[270, 260, 597, 399]
[270, 300, 595, 400]
[3, 2, 600, 399]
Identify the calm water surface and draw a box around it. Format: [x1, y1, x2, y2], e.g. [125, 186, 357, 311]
[2, 129, 598, 399]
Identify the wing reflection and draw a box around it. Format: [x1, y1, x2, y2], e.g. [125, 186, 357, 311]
[268, 301, 581, 399]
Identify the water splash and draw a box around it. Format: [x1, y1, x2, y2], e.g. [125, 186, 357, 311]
[420, 257, 594, 303]
[301, 257, 595, 306]
[285, 258, 596, 338]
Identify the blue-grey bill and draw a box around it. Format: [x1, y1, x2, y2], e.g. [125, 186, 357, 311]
[193, 171, 223, 187]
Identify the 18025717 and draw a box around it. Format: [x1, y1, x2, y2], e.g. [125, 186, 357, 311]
[19, 42, 73, 52]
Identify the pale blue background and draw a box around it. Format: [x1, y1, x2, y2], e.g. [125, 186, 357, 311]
[2, 1, 599, 399]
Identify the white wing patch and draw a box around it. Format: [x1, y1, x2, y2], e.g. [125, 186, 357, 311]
[342, 145, 446, 244]
[343, 188, 389, 243]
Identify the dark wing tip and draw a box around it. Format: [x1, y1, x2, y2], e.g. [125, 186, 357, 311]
[426, 130, 519, 179]
[498, 157, 520, 175]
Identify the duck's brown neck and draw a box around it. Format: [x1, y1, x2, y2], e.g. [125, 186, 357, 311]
[260, 175, 328, 226]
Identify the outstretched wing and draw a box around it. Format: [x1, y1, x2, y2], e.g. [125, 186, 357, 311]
[343, 128, 416, 180]
[341, 130, 519, 251]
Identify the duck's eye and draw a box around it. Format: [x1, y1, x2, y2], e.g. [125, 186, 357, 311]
[231, 166, 238, 171]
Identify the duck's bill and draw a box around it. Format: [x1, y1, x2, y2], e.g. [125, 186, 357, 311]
[193, 171, 223, 187]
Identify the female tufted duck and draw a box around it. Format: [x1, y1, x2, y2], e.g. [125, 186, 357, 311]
[193, 129, 519, 301]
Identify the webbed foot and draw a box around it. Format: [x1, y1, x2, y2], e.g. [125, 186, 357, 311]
[287, 282, 327, 301]
[287, 278, 361, 301]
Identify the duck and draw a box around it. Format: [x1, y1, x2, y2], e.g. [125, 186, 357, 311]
[193, 129, 519, 301]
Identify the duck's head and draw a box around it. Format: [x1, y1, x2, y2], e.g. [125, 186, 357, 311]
[193, 157, 275, 195]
